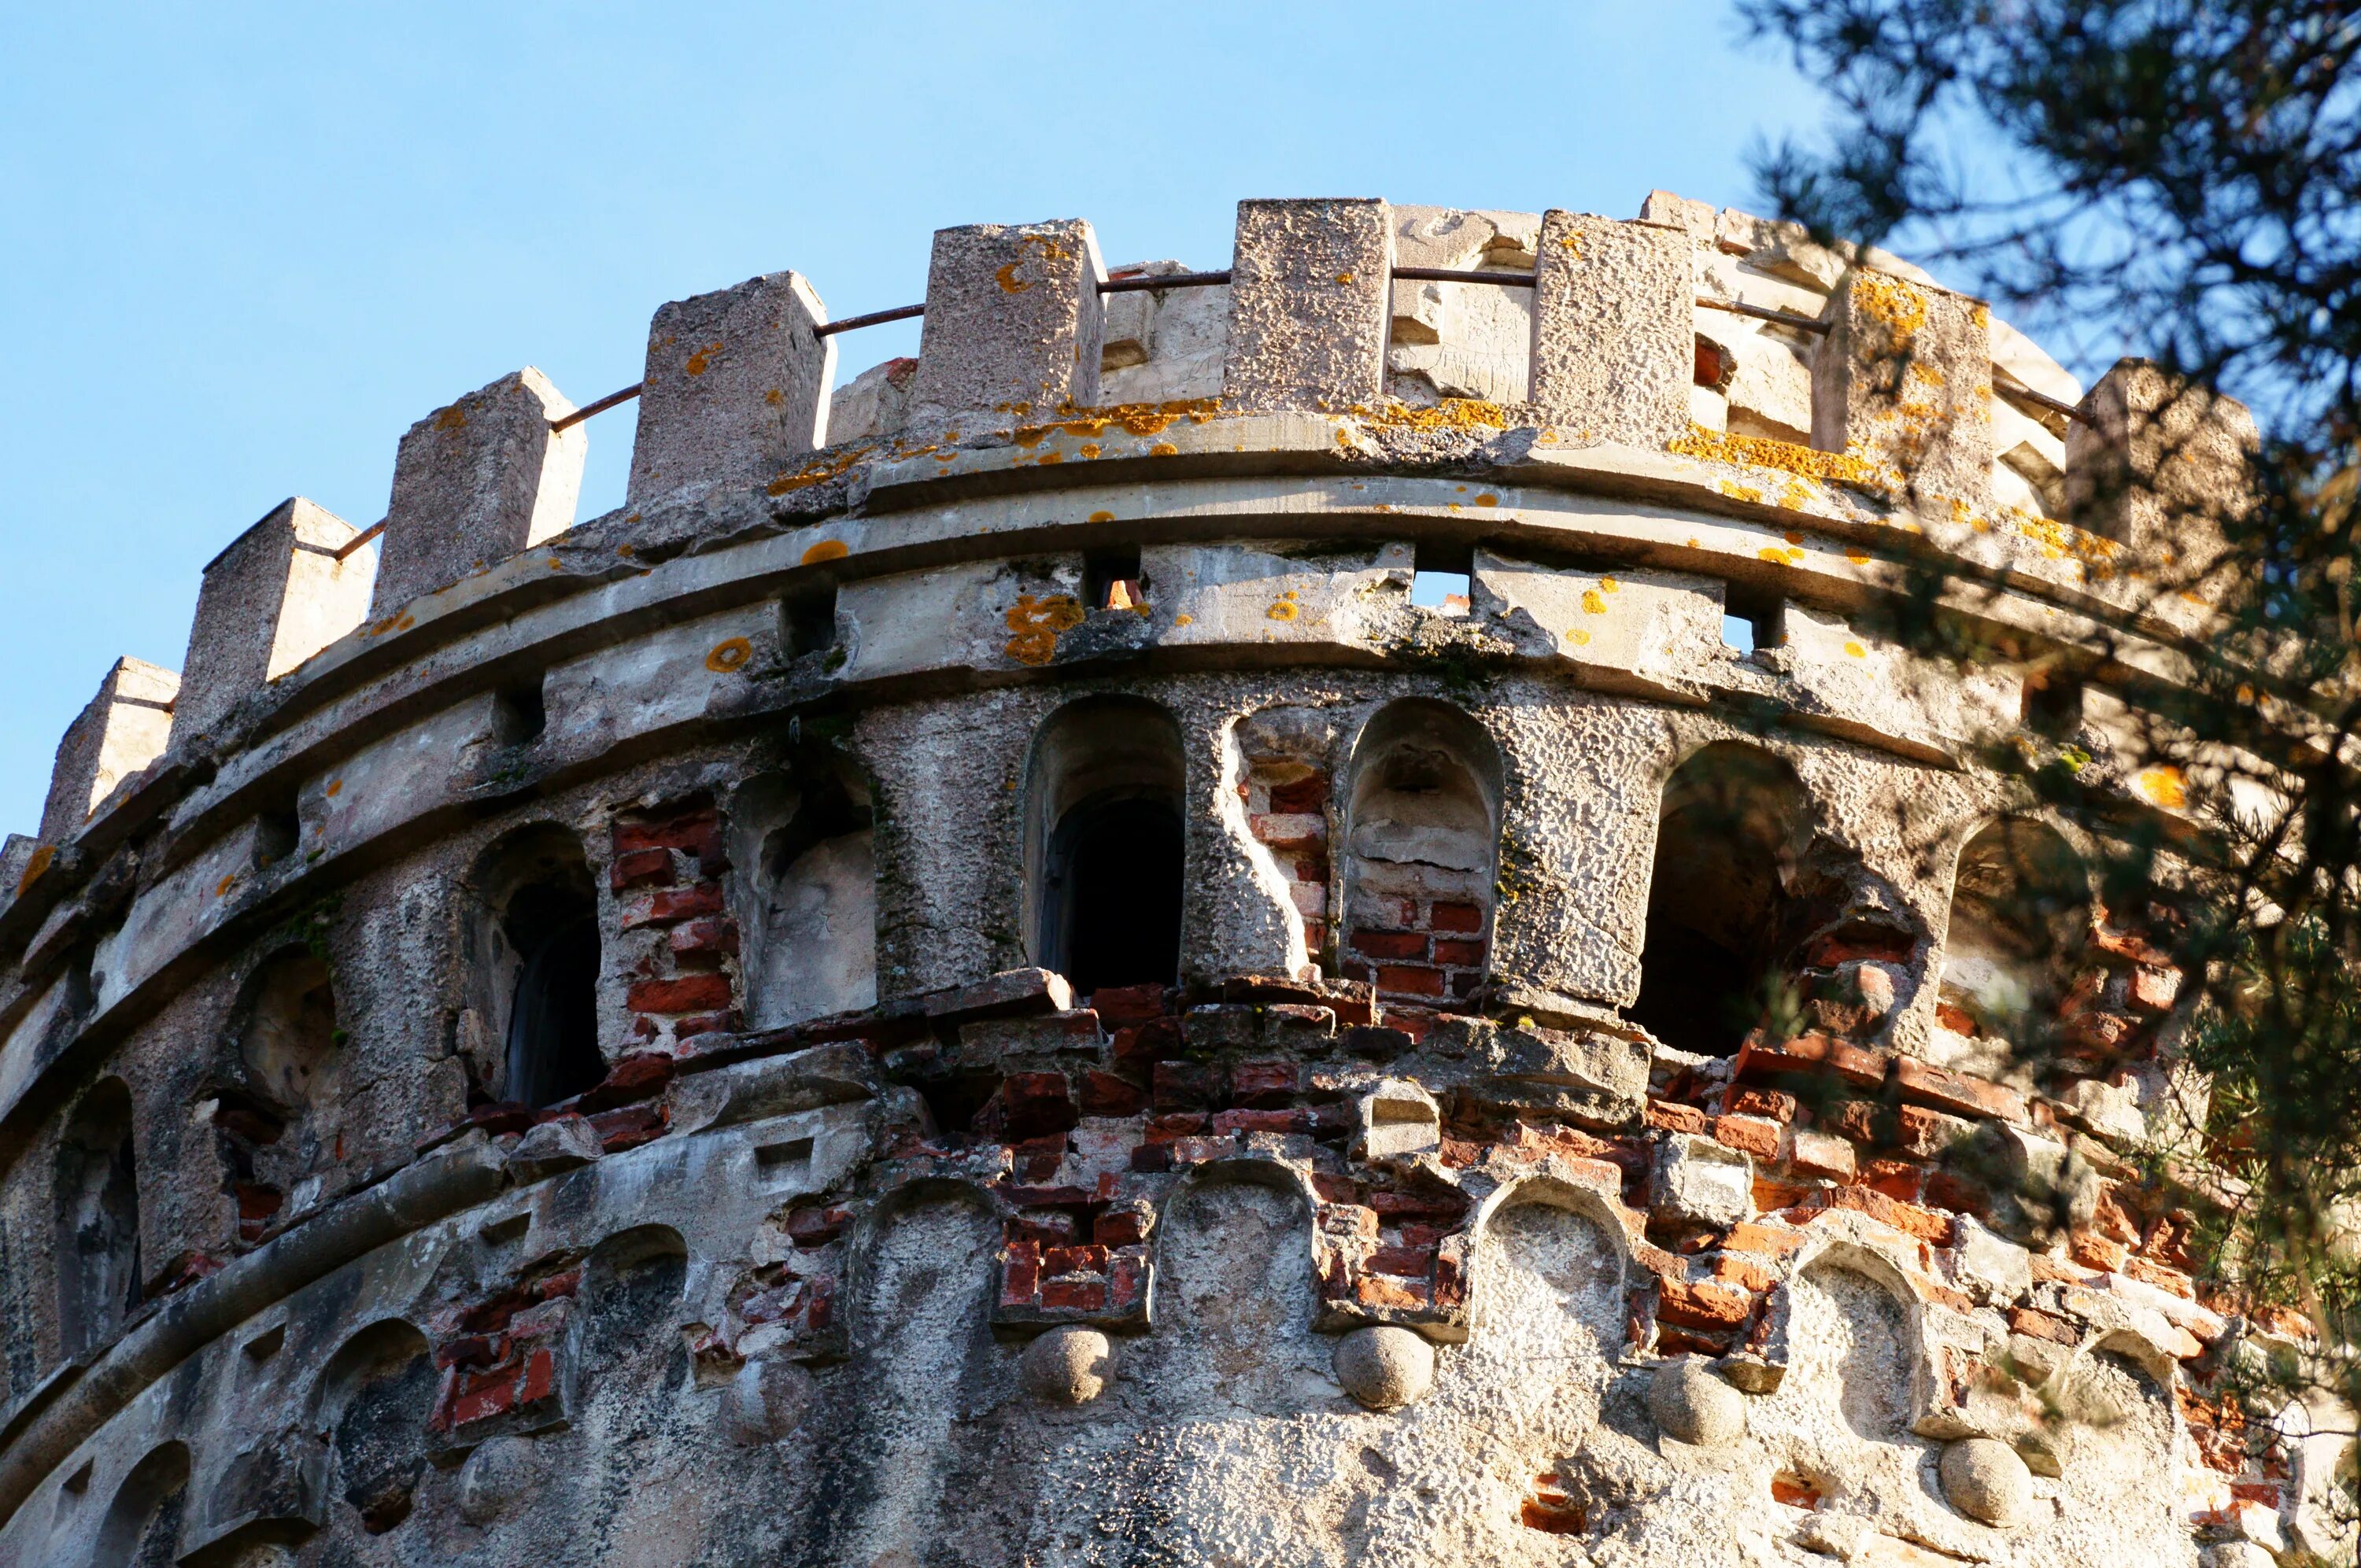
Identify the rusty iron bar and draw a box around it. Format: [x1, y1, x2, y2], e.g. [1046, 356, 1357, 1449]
[1392, 264, 1536, 287]
[2003, 381, 2085, 424]
[813, 301, 926, 338]
[549, 381, 645, 433]
[334, 521, 386, 559]
[1695, 296, 1831, 335]
[1101, 269, 1232, 293]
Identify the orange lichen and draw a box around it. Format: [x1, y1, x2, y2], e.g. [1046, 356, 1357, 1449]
[996, 262, 1034, 294]
[1351, 397, 1518, 434]
[1667, 425, 1894, 491]
[432, 404, 468, 431]
[1087, 511, 1114, 523]
[769, 445, 870, 496]
[1580, 591, 1607, 614]
[324, 779, 342, 797]
[1474, 493, 1500, 507]
[706, 637, 754, 673]
[1003, 593, 1084, 665]
[684, 341, 722, 376]
[801, 539, 850, 565]
[16, 843, 54, 896]
[2134, 766, 2188, 810]
[1843, 640, 1867, 659]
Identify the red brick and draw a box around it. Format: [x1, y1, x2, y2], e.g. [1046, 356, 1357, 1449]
[1351, 929, 1428, 961]
[1646, 1099, 1708, 1134]
[1095, 1209, 1151, 1247]
[623, 883, 726, 928]
[1656, 1278, 1753, 1330]
[1922, 1170, 1991, 1218]
[1432, 939, 1487, 967]
[1753, 1175, 1812, 1212]
[1355, 1274, 1427, 1309]
[2123, 1255, 2195, 1298]
[1040, 1277, 1107, 1312]
[1078, 1069, 1145, 1117]
[1429, 901, 1483, 932]
[1000, 1243, 1040, 1305]
[1365, 1245, 1436, 1277]
[1092, 983, 1167, 1024]
[1713, 1115, 1782, 1160]
[1000, 1072, 1078, 1139]
[785, 1205, 849, 1248]
[1724, 1086, 1798, 1122]
[1859, 1157, 1927, 1201]
[1211, 1108, 1309, 1135]
[1107, 1251, 1148, 1311]
[1007, 1210, 1076, 1246]
[1893, 1104, 1975, 1160]
[1232, 1059, 1299, 1106]
[1267, 773, 1329, 813]
[610, 847, 674, 892]
[627, 973, 733, 1014]
[1376, 964, 1447, 997]
[1822, 1098, 1882, 1144]
[517, 1346, 556, 1405]
[1713, 1254, 1777, 1293]
[1042, 1244, 1110, 1276]
[1735, 1031, 1888, 1089]
[613, 806, 722, 867]
[1812, 1185, 1952, 1244]
[1152, 1060, 1217, 1111]
[667, 917, 741, 957]
[577, 1050, 676, 1111]
[2008, 1306, 2083, 1346]
[1250, 814, 1327, 850]
[1891, 1057, 2027, 1123]
[1724, 1222, 1807, 1257]
[588, 1104, 667, 1152]
[2129, 965, 2182, 1012]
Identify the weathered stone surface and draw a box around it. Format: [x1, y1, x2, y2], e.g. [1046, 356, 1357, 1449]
[1021, 1325, 1112, 1404]
[1222, 198, 1391, 409]
[1530, 210, 1691, 446]
[2067, 357, 2256, 580]
[1940, 1436, 2033, 1526]
[1654, 1131, 1753, 1228]
[1813, 270, 1995, 508]
[175, 497, 371, 739]
[38, 655, 177, 840]
[1650, 1355, 1746, 1445]
[628, 271, 834, 504]
[502, 1115, 601, 1183]
[908, 220, 1104, 426]
[371, 367, 585, 614]
[1332, 1325, 1432, 1411]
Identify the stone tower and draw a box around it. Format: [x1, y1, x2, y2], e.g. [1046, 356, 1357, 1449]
[0, 195, 2342, 1566]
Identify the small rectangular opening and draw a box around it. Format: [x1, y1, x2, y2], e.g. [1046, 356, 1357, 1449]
[479, 1212, 531, 1246]
[2022, 668, 2084, 738]
[253, 797, 300, 870]
[493, 674, 548, 744]
[783, 585, 838, 658]
[1413, 540, 1473, 617]
[756, 1136, 815, 1182]
[1723, 585, 1784, 655]
[1084, 546, 1143, 611]
[242, 1324, 285, 1362]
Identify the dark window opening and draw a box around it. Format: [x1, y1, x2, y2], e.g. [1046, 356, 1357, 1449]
[253, 797, 301, 869]
[1723, 584, 1785, 655]
[784, 585, 839, 658]
[2021, 669, 2084, 739]
[1045, 794, 1184, 996]
[1629, 744, 1807, 1056]
[498, 864, 604, 1109]
[1084, 546, 1144, 612]
[493, 676, 548, 745]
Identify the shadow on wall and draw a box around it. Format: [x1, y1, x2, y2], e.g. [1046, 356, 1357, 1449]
[730, 761, 878, 1031]
[87, 1441, 187, 1568]
[1339, 699, 1502, 1011]
[54, 1077, 140, 1360]
[206, 946, 342, 1241]
[1939, 817, 2090, 1046]
[1630, 742, 1811, 1055]
[470, 825, 604, 1109]
[1024, 697, 1185, 999]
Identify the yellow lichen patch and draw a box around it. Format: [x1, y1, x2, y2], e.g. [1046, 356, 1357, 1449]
[1717, 481, 1764, 504]
[996, 262, 1034, 294]
[684, 341, 722, 376]
[1352, 397, 1518, 434]
[1268, 592, 1301, 622]
[1600, 576, 1619, 593]
[1852, 271, 1929, 339]
[1087, 511, 1114, 524]
[769, 445, 870, 496]
[1843, 641, 1867, 659]
[1845, 546, 1871, 565]
[763, 388, 785, 407]
[1078, 443, 1101, 459]
[1783, 530, 1804, 546]
[1336, 271, 1355, 285]
[802, 539, 850, 565]
[1580, 591, 1607, 614]
[1016, 399, 1219, 445]
[706, 637, 754, 673]
[1566, 629, 1591, 646]
[1012, 426, 1049, 448]
[1667, 425, 1894, 491]
[216, 873, 239, 899]
[1003, 593, 1084, 665]
[548, 556, 564, 570]
[1035, 451, 1063, 464]
[617, 544, 636, 557]
[2008, 510, 2119, 565]
[433, 404, 468, 431]
[2134, 766, 2188, 810]
[325, 779, 343, 797]
[1474, 493, 1499, 507]
[1174, 613, 1194, 626]
[1759, 548, 1792, 564]
[16, 843, 54, 896]
[1150, 441, 1178, 456]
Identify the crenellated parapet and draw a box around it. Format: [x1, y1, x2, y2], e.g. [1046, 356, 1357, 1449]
[0, 195, 2333, 1568]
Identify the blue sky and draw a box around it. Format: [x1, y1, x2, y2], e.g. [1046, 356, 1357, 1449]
[0, 2, 1823, 836]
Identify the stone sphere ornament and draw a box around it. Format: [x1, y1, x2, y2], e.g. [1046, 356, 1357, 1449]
[1940, 1437, 2034, 1527]
[1022, 1325, 1114, 1404]
[1649, 1356, 1746, 1447]
[1334, 1325, 1434, 1411]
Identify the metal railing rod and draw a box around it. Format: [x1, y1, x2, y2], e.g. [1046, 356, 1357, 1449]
[1101, 268, 1232, 294]
[1695, 297, 1831, 335]
[335, 521, 386, 559]
[550, 382, 645, 433]
[813, 301, 926, 338]
[1392, 264, 1536, 287]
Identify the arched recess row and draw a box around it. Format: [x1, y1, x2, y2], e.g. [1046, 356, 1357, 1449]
[467, 824, 606, 1109]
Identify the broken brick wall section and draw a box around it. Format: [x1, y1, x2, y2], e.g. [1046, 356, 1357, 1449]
[610, 795, 742, 1051]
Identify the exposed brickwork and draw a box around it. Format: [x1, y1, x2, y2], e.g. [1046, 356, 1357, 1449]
[611, 795, 742, 1050]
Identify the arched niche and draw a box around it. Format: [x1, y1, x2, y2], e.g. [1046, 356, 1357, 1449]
[1630, 741, 1811, 1055]
[54, 1078, 140, 1360]
[1023, 696, 1186, 998]
[1339, 699, 1503, 1009]
[88, 1441, 188, 1568]
[311, 1319, 435, 1536]
[209, 946, 342, 1229]
[729, 763, 877, 1031]
[1940, 817, 2090, 1042]
[471, 824, 605, 1108]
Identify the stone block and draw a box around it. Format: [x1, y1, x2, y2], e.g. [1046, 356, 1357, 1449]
[1655, 1131, 1753, 1228]
[908, 220, 1105, 426]
[2065, 358, 2256, 578]
[627, 270, 835, 504]
[1812, 271, 1994, 508]
[1221, 198, 1392, 410]
[176, 497, 371, 738]
[39, 655, 179, 841]
[1530, 211, 1692, 446]
[371, 367, 586, 615]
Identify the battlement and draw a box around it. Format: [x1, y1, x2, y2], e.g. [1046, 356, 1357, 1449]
[0, 197, 2325, 1568]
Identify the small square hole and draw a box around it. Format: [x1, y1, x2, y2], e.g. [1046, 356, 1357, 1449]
[1084, 546, 1144, 611]
[493, 676, 548, 744]
[253, 795, 301, 869]
[1723, 585, 1784, 654]
[2022, 669, 2084, 738]
[480, 1212, 530, 1246]
[1413, 540, 1473, 617]
[756, 1136, 815, 1182]
[784, 586, 838, 657]
[242, 1324, 285, 1361]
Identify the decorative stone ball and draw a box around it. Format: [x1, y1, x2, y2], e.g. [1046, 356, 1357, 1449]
[1649, 1356, 1746, 1447]
[456, 1434, 540, 1525]
[1940, 1437, 2034, 1527]
[1333, 1325, 1434, 1411]
[1022, 1325, 1114, 1404]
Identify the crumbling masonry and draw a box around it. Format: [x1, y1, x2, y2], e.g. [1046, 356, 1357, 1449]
[0, 194, 2348, 1567]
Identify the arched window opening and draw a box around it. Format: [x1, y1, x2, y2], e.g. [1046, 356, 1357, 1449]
[1025, 698, 1186, 998]
[1941, 818, 2089, 1042]
[313, 1321, 436, 1535]
[1340, 700, 1502, 1010]
[89, 1442, 188, 1568]
[55, 1078, 140, 1358]
[1630, 743, 1809, 1055]
[731, 763, 878, 1030]
[476, 827, 605, 1109]
[210, 948, 341, 1240]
